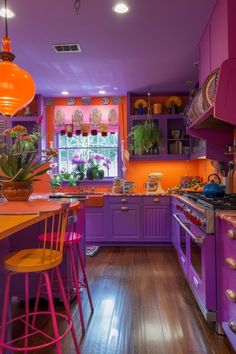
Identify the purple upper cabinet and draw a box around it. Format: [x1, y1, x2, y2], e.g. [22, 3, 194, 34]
[216, 217, 236, 351]
[210, 0, 228, 72]
[199, 0, 236, 84]
[199, 25, 211, 86]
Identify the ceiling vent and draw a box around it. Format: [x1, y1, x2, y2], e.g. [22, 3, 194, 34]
[52, 43, 81, 53]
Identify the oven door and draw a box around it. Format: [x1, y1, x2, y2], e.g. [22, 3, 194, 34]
[172, 213, 189, 277]
[173, 213, 216, 320]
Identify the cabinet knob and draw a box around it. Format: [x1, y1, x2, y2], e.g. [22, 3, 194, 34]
[121, 198, 128, 203]
[153, 198, 160, 203]
[228, 320, 236, 334]
[227, 229, 236, 239]
[121, 206, 129, 211]
[225, 289, 236, 303]
[225, 257, 236, 270]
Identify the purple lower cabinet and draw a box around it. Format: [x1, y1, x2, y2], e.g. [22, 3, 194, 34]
[109, 203, 141, 241]
[142, 196, 171, 242]
[85, 207, 107, 243]
[216, 217, 236, 351]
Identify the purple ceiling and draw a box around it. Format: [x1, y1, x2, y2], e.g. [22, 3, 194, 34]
[1, 0, 216, 97]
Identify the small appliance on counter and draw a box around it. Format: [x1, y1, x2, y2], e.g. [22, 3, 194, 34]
[144, 172, 165, 194]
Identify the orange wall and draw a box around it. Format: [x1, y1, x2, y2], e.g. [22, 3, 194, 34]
[35, 96, 215, 194]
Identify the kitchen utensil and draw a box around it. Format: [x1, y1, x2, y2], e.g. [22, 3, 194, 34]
[210, 160, 220, 174]
[228, 161, 235, 177]
[203, 173, 225, 198]
[218, 161, 227, 177]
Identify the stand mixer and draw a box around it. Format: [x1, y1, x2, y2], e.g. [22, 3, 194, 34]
[144, 173, 165, 194]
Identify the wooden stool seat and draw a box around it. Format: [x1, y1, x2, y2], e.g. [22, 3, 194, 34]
[3, 248, 62, 272]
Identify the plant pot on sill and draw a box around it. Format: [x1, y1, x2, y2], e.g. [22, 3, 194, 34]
[0, 180, 33, 201]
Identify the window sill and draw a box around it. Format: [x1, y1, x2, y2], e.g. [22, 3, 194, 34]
[62, 179, 114, 187]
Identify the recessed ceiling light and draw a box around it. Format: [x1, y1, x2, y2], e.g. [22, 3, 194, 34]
[113, 3, 129, 14]
[61, 91, 69, 95]
[0, 8, 15, 18]
[98, 90, 106, 95]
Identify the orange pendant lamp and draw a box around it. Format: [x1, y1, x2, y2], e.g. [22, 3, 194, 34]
[0, 0, 35, 117]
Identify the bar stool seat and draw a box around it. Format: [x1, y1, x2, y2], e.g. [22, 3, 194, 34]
[4, 248, 62, 272]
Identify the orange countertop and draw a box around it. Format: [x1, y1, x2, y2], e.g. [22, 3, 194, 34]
[0, 200, 80, 240]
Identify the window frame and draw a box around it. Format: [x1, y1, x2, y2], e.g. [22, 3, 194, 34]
[55, 131, 122, 185]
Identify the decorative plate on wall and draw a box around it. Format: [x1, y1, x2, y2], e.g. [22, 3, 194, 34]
[134, 99, 147, 109]
[101, 96, 110, 105]
[67, 97, 76, 105]
[108, 108, 118, 125]
[54, 109, 65, 126]
[89, 108, 102, 126]
[72, 109, 83, 126]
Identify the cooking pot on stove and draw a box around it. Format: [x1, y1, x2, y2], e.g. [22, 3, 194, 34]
[203, 174, 225, 198]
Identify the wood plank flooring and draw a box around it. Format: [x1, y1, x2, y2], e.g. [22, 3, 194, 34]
[13, 247, 235, 353]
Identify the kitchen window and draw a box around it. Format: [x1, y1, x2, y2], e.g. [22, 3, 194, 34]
[57, 132, 119, 178]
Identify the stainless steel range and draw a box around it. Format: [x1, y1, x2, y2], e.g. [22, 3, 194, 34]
[181, 192, 236, 233]
[172, 193, 236, 323]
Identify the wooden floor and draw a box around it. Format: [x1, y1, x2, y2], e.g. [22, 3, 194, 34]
[13, 247, 235, 353]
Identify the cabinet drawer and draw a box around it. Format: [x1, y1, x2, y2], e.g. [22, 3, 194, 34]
[222, 224, 236, 252]
[109, 196, 142, 204]
[143, 196, 170, 206]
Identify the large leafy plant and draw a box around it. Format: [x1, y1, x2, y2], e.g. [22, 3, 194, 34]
[0, 125, 58, 182]
[129, 119, 162, 155]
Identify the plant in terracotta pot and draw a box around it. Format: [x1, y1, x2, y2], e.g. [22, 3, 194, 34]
[0, 125, 58, 201]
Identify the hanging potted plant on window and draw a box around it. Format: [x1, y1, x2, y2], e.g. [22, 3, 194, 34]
[128, 93, 162, 155]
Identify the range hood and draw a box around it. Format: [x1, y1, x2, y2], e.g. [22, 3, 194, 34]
[186, 58, 236, 130]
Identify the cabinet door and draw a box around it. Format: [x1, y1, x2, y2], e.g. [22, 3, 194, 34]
[142, 206, 171, 242]
[109, 204, 141, 241]
[199, 24, 211, 86]
[85, 207, 107, 243]
[210, 0, 228, 71]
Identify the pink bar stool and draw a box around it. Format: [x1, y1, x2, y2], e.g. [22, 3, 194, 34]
[38, 202, 94, 334]
[0, 203, 80, 353]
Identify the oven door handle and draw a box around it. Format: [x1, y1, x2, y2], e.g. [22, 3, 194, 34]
[173, 213, 205, 245]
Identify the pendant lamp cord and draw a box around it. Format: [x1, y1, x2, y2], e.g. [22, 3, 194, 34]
[4, 0, 8, 37]
[74, 0, 80, 15]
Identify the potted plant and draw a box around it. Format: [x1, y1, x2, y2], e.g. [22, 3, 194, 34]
[86, 154, 111, 180]
[0, 125, 58, 201]
[71, 154, 87, 180]
[128, 119, 162, 155]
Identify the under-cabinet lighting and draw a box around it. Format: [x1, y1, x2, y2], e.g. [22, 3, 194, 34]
[197, 156, 206, 159]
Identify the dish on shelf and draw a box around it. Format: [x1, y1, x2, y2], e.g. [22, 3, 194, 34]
[202, 68, 219, 110]
[134, 99, 147, 109]
[89, 108, 102, 126]
[72, 109, 83, 126]
[108, 108, 118, 125]
[54, 109, 65, 126]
